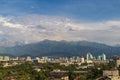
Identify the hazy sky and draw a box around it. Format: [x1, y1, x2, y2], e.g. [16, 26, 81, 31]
[0, 0, 120, 46]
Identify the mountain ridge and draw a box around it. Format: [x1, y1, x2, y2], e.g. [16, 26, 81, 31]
[0, 40, 120, 57]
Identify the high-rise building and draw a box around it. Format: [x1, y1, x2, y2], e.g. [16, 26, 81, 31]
[98, 55, 102, 60]
[86, 52, 93, 60]
[97, 53, 106, 61]
[102, 53, 106, 60]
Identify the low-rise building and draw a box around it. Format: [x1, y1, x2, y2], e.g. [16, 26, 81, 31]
[86, 60, 93, 64]
[116, 58, 120, 67]
[103, 70, 120, 80]
[50, 72, 69, 80]
[26, 56, 32, 61]
[0, 56, 3, 61]
[4, 56, 10, 61]
[93, 60, 109, 64]
[103, 70, 119, 77]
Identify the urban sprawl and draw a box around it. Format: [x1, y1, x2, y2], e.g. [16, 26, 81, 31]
[0, 53, 120, 80]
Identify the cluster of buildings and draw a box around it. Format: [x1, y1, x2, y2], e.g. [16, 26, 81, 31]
[2, 53, 120, 80]
[0, 52, 108, 67]
[23, 52, 109, 67]
[26, 56, 85, 66]
[0, 56, 10, 61]
[86, 52, 106, 60]
[86, 52, 109, 64]
[28, 52, 107, 64]
[96, 57, 120, 80]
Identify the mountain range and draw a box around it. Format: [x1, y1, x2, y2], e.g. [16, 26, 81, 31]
[0, 40, 120, 57]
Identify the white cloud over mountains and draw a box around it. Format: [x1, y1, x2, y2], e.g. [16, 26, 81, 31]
[0, 17, 23, 29]
[0, 14, 120, 46]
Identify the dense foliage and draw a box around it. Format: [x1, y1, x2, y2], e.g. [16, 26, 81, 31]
[0, 61, 116, 80]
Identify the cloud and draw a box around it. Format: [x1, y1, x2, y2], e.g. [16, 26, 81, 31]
[0, 16, 24, 29]
[0, 14, 120, 46]
[0, 30, 3, 34]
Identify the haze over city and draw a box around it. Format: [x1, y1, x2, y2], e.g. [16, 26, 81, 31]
[0, 0, 120, 46]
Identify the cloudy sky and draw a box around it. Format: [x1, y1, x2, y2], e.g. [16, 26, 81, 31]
[0, 0, 120, 46]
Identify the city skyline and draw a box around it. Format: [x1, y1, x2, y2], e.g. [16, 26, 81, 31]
[0, 0, 120, 46]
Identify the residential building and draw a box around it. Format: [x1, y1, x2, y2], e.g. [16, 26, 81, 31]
[26, 56, 32, 61]
[116, 58, 120, 67]
[4, 56, 10, 61]
[103, 70, 119, 78]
